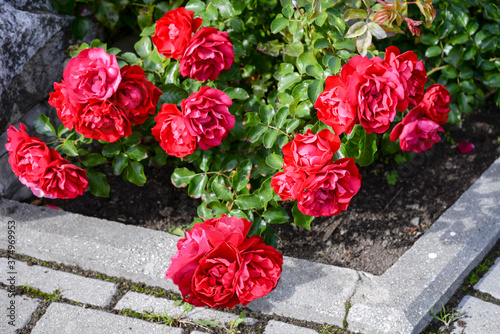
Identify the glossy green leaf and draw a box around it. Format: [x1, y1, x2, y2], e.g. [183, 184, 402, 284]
[102, 142, 122, 157]
[278, 73, 301, 92]
[235, 194, 262, 210]
[297, 53, 318, 74]
[188, 174, 208, 198]
[134, 36, 152, 58]
[271, 15, 288, 34]
[262, 207, 289, 224]
[171, 168, 196, 188]
[81, 153, 107, 167]
[112, 153, 128, 175]
[60, 140, 79, 157]
[212, 175, 233, 201]
[263, 129, 280, 148]
[86, 169, 110, 197]
[223, 87, 249, 100]
[126, 161, 146, 186]
[34, 115, 56, 137]
[266, 153, 284, 169]
[126, 145, 148, 161]
[259, 104, 276, 125]
[308, 79, 324, 104]
[158, 84, 189, 105]
[292, 204, 314, 230]
[71, 17, 89, 39]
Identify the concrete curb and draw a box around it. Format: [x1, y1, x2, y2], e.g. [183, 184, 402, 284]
[1, 156, 500, 333]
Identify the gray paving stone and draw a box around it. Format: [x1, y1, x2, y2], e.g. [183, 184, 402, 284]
[347, 157, 500, 334]
[31, 302, 182, 334]
[0, 289, 39, 333]
[115, 291, 256, 326]
[264, 320, 317, 334]
[474, 257, 500, 300]
[0, 257, 116, 306]
[451, 296, 500, 334]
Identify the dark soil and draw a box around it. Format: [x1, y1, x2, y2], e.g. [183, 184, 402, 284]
[44, 99, 500, 276]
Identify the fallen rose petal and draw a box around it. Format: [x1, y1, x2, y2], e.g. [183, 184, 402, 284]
[457, 141, 475, 154]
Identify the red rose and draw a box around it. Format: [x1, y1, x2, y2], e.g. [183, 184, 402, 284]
[342, 55, 405, 134]
[192, 242, 243, 309]
[390, 107, 443, 153]
[165, 215, 251, 305]
[271, 167, 307, 201]
[39, 150, 88, 199]
[166, 216, 282, 308]
[179, 27, 235, 81]
[48, 81, 82, 130]
[152, 104, 197, 158]
[417, 84, 451, 125]
[63, 48, 121, 103]
[75, 100, 132, 143]
[282, 129, 340, 173]
[384, 46, 427, 109]
[298, 158, 362, 217]
[236, 236, 283, 305]
[315, 75, 358, 135]
[6, 124, 52, 184]
[152, 7, 202, 59]
[182, 87, 234, 150]
[112, 65, 162, 125]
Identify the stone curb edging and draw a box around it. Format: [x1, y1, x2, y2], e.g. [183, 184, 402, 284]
[1, 156, 500, 333]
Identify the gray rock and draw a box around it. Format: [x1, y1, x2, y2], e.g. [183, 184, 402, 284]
[0, 289, 40, 333]
[31, 303, 182, 334]
[451, 296, 500, 334]
[5, 0, 54, 12]
[474, 257, 500, 300]
[264, 320, 317, 334]
[410, 217, 420, 226]
[0, 257, 117, 306]
[115, 291, 256, 326]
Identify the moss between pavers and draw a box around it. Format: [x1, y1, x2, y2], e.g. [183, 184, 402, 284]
[422, 238, 500, 334]
[0, 251, 356, 334]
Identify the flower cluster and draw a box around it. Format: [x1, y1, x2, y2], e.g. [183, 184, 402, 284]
[315, 46, 450, 154]
[271, 129, 362, 217]
[6, 123, 88, 199]
[390, 84, 450, 153]
[152, 87, 234, 157]
[152, 7, 234, 82]
[49, 48, 161, 143]
[166, 215, 283, 308]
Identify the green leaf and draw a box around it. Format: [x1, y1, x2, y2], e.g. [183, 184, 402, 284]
[140, 24, 156, 37]
[121, 52, 138, 64]
[314, 38, 330, 49]
[112, 153, 128, 175]
[232, 159, 252, 192]
[86, 169, 110, 197]
[185, 0, 205, 13]
[450, 31, 469, 45]
[345, 125, 377, 166]
[284, 42, 304, 57]
[356, 31, 372, 56]
[34, 114, 56, 137]
[96, 1, 119, 28]
[292, 204, 314, 230]
[308, 79, 324, 104]
[262, 207, 289, 224]
[247, 124, 268, 142]
[485, 73, 500, 88]
[102, 142, 122, 157]
[266, 153, 284, 169]
[188, 174, 208, 198]
[123, 132, 142, 146]
[57, 124, 70, 138]
[425, 46, 441, 58]
[297, 53, 318, 74]
[212, 0, 235, 18]
[220, 156, 239, 171]
[158, 84, 189, 105]
[71, 17, 89, 39]
[81, 153, 107, 167]
[286, 119, 300, 133]
[345, 21, 367, 38]
[223, 87, 248, 100]
[275, 107, 289, 129]
[271, 15, 288, 34]
[212, 176, 233, 201]
[126, 161, 146, 186]
[442, 66, 458, 79]
[327, 56, 341, 74]
[306, 64, 323, 79]
[343, 9, 368, 20]
[367, 22, 387, 39]
[278, 73, 301, 91]
[263, 129, 280, 148]
[235, 194, 262, 210]
[134, 36, 152, 58]
[143, 48, 162, 72]
[171, 168, 196, 188]
[259, 105, 276, 125]
[126, 145, 148, 161]
[60, 140, 79, 157]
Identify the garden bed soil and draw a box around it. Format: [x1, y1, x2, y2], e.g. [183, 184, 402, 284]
[43, 99, 500, 276]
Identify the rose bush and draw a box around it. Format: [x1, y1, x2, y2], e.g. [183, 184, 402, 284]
[10, 0, 498, 308]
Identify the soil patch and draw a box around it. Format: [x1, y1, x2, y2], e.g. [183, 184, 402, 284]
[43, 99, 500, 275]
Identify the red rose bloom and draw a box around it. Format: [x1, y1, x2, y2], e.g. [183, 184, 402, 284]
[112, 65, 161, 125]
[165, 216, 282, 308]
[390, 107, 443, 153]
[152, 104, 197, 158]
[342, 55, 405, 134]
[282, 129, 340, 173]
[298, 158, 362, 217]
[39, 150, 88, 199]
[192, 242, 243, 309]
[179, 27, 235, 81]
[236, 236, 283, 305]
[271, 167, 307, 201]
[75, 100, 132, 143]
[152, 7, 202, 59]
[48, 81, 82, 130]
[384, 46, 427, 109]
[417, 84, 451, 125]
[6, 124, 52, 184]
[63, 48, 121, 103]
[182, 87, 234, 150]
[315, 75, 358, 135]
